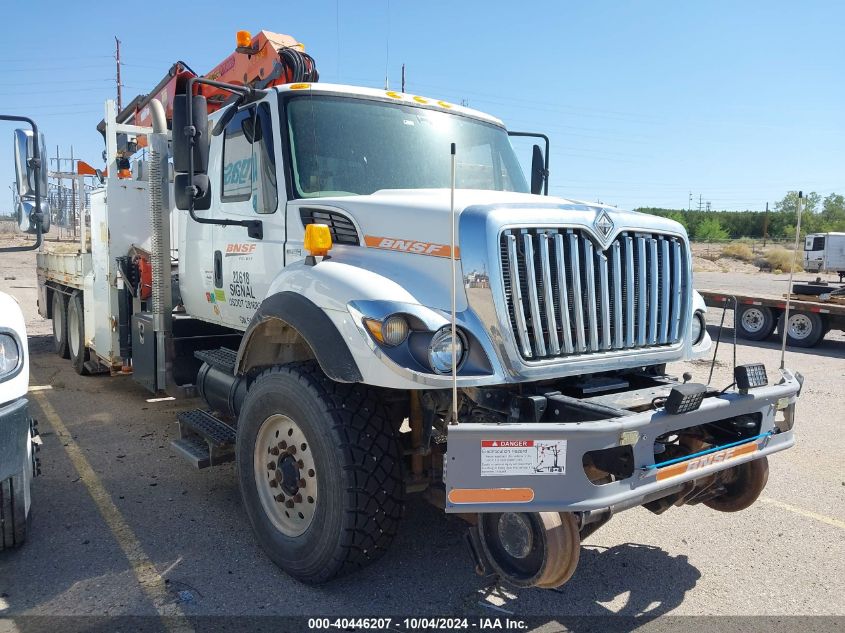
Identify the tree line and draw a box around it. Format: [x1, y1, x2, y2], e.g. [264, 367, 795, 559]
[637, 191, 845, 241]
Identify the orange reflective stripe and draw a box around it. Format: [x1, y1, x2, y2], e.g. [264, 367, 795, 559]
[447, 488, 535, 504]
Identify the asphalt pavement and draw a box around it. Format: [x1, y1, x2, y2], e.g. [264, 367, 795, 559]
[1, 251, 843, 631]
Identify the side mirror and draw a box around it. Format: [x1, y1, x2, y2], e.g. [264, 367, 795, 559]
[172, 94, 210, 175]
[16, 199, 50, 235]
[174, 173, 211, 211]
[14, 128, 48, 200]
[530, 144, 545, 196]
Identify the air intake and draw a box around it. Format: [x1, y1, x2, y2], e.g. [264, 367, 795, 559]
[300, 208, 359, 246]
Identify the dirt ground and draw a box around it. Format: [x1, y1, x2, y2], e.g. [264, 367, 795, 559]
[1, 239, 843, 629]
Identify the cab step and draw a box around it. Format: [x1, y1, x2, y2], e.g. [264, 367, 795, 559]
[171, 409, 236, 469]
[194, 347, 237, 374]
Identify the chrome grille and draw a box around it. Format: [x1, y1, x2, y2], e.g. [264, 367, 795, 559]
[500, 228, 687, 360]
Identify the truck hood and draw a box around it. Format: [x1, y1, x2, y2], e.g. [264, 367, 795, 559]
[289, 189, 687, 250]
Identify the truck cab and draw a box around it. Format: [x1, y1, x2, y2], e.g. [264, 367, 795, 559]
[178, 83, 714, 389]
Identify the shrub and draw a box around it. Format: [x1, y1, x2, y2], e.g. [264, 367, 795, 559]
[694, 218, 729, 241]
[764, 247, 802, 273]
[721, 242, 754, 261]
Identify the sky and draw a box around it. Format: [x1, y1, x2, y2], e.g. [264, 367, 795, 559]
[0, 0, 842, 212]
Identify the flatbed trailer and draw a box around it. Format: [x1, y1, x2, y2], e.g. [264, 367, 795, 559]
[700, 286, 845, 348]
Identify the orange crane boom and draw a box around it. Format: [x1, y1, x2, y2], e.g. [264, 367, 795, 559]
[98, 30, 318, 151]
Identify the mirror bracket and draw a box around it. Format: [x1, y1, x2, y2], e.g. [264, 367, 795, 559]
[508, 131, 550, 196]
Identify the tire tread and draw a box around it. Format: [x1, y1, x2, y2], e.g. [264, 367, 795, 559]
[247, 361, 404, 580]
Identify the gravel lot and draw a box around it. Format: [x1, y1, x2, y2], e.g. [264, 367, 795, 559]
[1, 245, 843, 630]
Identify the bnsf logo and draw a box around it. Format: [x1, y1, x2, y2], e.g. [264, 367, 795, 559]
[657, 441, 758, 481]
[364, 235, 459, 258]
[226, 243, 256, 256]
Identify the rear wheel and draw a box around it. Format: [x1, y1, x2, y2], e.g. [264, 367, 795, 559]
[236, 361, 404, 584]
[777, 311, 825, 348]
[68, 291, 90, 375]
[52, 290, 70, 358]
[736, 305, 776, 341]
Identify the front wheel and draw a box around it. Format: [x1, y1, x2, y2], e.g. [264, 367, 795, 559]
[236, 361, 404, 584]
[0, 463, 32, 550]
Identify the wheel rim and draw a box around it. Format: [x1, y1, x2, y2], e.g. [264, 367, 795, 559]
[68, 302, 81, 355]
[741, 308, 766, 333]
[787, 314, 813, 340]
[53, 295, 63, 342]
[253, 414, 318, 537]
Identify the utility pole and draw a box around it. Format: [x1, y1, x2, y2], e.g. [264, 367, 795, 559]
[705, 201, 711, 212]
[698, 194, 703, 212]
[115, 37, 123, 112]
[763, 202, 769, 247]
[688, 191, 692, 212]
[401, 63, 405, 93]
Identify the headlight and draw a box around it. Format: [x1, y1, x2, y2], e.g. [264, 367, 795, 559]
[691, 311, 705, 345]
[428, 326, 465, 374]
[0, 333, 21, 375]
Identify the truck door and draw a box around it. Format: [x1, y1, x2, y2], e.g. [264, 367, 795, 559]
[213, 101, 284, 329]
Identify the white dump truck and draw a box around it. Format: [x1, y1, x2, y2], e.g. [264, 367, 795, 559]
[1, 114, 47, 550]
[32, 30, 802, 588]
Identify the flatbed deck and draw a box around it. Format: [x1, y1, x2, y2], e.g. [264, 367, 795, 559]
[699, 286, 845, 347]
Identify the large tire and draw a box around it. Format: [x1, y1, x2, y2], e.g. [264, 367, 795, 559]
[67, 291, 90, 375]
[236, 361, 404, 584]
[0, 465, 32, 550]
[777, 311, 825, 348]
[704, 456, 768, 513]
[736, 305, 776, 341]
[51, 290, 69, 359]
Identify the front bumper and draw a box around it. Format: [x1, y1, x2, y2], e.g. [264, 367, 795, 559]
[444, 369, 801, 513]
[0, 397, 30, 481]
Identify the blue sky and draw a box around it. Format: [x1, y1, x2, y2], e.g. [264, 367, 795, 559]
[1, 0, 842, 212]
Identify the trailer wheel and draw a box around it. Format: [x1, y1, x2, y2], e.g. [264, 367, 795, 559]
[736, 305, 776, 341]
[704, 456, 768, 513]
[777, 311, 825, 348]
[51, 290, 70, 359]
[67, 291, 90, 375]
[0, 461, 32, 551]
[236, 361, 404, 584]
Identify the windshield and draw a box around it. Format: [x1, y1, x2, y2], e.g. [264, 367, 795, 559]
[285, 94, 529, 198]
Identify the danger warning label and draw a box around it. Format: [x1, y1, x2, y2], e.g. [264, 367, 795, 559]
[480, 439, 567, 477]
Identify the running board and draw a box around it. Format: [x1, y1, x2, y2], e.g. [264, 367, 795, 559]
[171, 409, 236, 469]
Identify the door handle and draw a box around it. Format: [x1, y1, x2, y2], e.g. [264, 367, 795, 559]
[214, 250, 222, 288]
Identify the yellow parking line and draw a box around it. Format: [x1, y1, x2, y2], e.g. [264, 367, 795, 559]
[31, 391, 194, 632]
[760, 496, 845, 530]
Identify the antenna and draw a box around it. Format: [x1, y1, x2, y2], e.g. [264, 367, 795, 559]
[450, 142, 458, 425]
[115, 36, 122, 111]
[383, 0, 391, 90]
[780, 191, 804, 369]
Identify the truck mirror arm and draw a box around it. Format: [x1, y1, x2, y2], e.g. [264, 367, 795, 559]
[182, 77, 268, 240]
[0, 114, 43, 253]
[508, 131, 550, 196]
